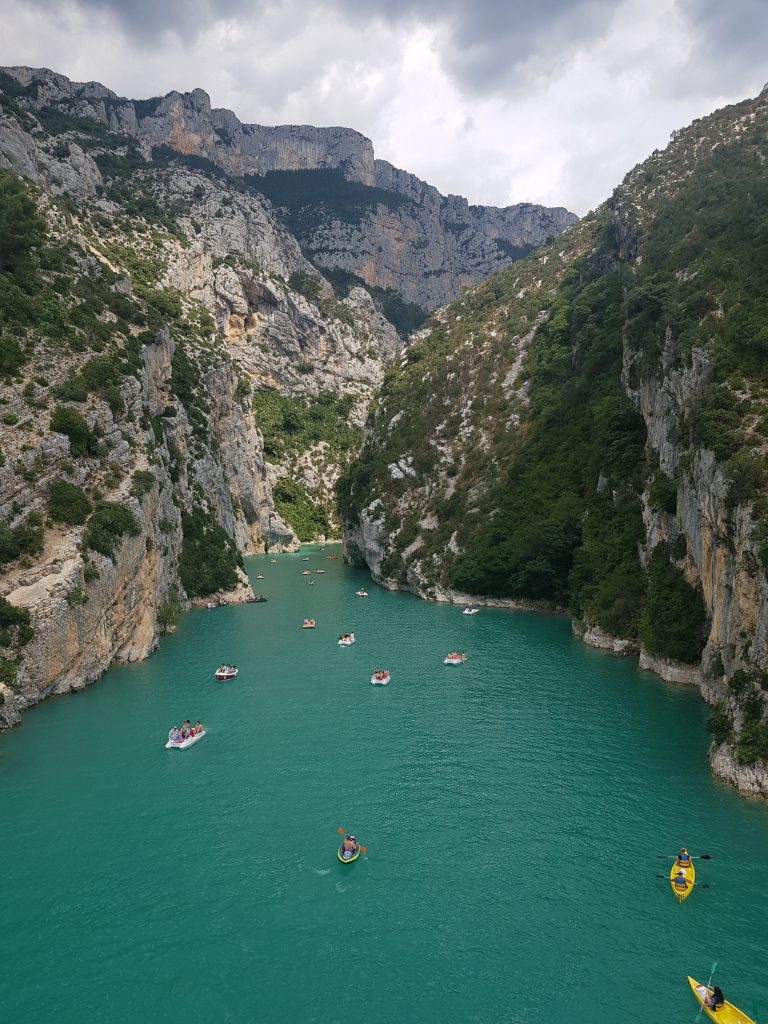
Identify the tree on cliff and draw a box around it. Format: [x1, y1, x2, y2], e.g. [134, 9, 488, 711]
[0, 170, 45, 274]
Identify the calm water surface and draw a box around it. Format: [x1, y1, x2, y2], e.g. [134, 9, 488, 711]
[1, 548, 766, 1023]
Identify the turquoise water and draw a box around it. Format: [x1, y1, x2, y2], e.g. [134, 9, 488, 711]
[1, 547, 766, 1023]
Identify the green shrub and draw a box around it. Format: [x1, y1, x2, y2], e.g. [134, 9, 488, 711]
[288, 271, 322, 303]
[48, 480, 91, 525]
[648, 470, 677, 514]
[0, 169, 46, 273]
[736, 721, 768, 764]
[83, 501, 141, 560]
[0, 515, 44, 566]
[179, 508, 242, 598]
[83, 563, 100, 583]
[638, 542, 708, 662]
[0, 595, 33, 647]
[50, 405, 98, 458]
[2, 411, 19, 425]
[273, 478, 330, 541]
[130, 470, 156, 497]
[157, 586, 181, 632]
[707, 706, 732, 745]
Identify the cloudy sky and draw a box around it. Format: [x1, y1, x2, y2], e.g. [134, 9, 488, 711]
[0, 0, 765, 214]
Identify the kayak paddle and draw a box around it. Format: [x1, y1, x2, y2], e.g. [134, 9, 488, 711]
[695, 962, 718, 1020]
[338, 826, 367, 853]
[655, 874, 712, 888]
[656, 854, 711, 860]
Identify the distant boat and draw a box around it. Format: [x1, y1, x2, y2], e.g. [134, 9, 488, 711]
[444, 653, 467, 666]
[215, 665, 238, 681]
[463, 606, 479, 615]
[356, 590, 368, 597]
[338, 633, 356, 646]
[255, 574, 265, 579]
[303, 618, 316, 629]
[371, 670, 390, 686]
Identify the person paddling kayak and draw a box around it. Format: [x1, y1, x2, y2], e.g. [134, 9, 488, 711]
[676, 847, 692, 868]
[673, 869, 690, 892]
[340, 834, 359, 860]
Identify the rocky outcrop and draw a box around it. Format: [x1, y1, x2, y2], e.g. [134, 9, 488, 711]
[1, 66, 577, 312]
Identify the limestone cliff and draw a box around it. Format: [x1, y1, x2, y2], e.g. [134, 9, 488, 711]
[0, 81, 398, 729]
[0, 66, 576, 313]
[340, 86, 768, 796]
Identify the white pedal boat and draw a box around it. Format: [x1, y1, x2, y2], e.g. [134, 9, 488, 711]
[356, 590, 368, 597]
[338, 633, 356, 646]
[444, 654, 467, 666]
[165, 729, 206, 749]
[371, 671, 390, 686]
[463, 606, 479, 615]
[215, 665, 238, 681]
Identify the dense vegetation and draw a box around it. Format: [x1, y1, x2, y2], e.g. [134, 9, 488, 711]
[638, 543, 707, 662]
[253, 389, 358, 462]
[47, 480, 92, 525]
[179, 508, 242, 598]
[83, 502, 141, 560]
[272, 478, 331, 542]
[251, 168, 413, 236]
[322, 267, 428, 339]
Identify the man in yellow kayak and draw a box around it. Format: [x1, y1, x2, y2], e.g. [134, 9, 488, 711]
[676, 847, 692, 868]
[673, 869, 691, 893]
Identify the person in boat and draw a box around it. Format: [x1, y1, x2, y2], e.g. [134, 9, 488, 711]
[169, 726, 181, 743]
[675, 847, 692, 868]
[195, 721, 204, 734]
[703, 987, 725, 1011]
[341, 834, 359, 859]
[673, 869, 689, 891]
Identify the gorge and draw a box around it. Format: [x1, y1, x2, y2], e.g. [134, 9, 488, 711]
[1, 65, 768, 799]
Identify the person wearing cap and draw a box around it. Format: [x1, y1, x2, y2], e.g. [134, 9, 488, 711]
[673, 869, 690, 892]
[675, 847, 691, 868]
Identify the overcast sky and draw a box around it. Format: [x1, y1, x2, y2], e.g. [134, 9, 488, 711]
[0, 0, 765, 214]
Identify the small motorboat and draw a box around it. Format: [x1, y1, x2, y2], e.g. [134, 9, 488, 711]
[165, 728, 206, 749]
[670, 859, 695, 901]
[303, 618, 316, 629]
[337, 841, 361, 864]
[444, 653, 467, 666]
[315, 569, 325, 574]
[463, 606, 479, 615]
[356, 590, 368, 597]
[338, 633, 356, 646]
[215, 665, 238, 681]
[370, 670, 390, 686]
[302, 570, 312, 576]
[302, 556, 310, 561]
[206, 601, 217, 609]
[255, 574, 265, 579]
[270, 558, 277, 563]
[326, 555, 338, 560]
[688, 977, 756, 1024]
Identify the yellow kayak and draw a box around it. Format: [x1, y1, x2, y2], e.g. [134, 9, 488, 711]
[670, 858, 695, 901]
[688, 977, 757, 1024]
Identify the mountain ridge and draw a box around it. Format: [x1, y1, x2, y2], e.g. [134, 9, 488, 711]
[0, 65, 577, 310]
